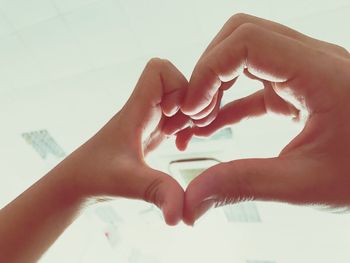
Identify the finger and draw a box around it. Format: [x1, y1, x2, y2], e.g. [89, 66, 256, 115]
[111, 164, 184, 226]
[186, 79, 236, 127]
[176, 94, 259, 152]
[175, 127, 193, 151]
[161, 88, 186, 117]
[162, 111, 191, 135]
[176, 90, 265, 151]
[184, 157, 323, 225]
[163, 90, 223, 136]
[142, 168, 184, 226]
[192, 89, 223, 127]
[179, 90, 266, 144]
[126, 58, 188, 128]
[201, 13, 349, 61]
[176, 85, 299, 151]
[163, 91, 222, 137]
[190, 91, 219, 120]
[181, 23, 322, 115]
[182, 13, 348, 121]
[263, 81, 300, 118]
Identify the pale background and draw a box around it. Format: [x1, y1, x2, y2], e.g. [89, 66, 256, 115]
[1, 1, 350, 262]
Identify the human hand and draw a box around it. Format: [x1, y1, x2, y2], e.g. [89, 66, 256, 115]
[63, 58, 188, 225]
[177, 14, 350, 225]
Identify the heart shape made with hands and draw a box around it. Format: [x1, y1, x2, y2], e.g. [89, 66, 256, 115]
[121, 56, 298, 226]
[117, 14, 350, 227]
[118, 49, 310, 226]
[160, 67, 299, 226]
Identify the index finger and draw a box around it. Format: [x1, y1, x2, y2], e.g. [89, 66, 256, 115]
[201, 13, 349, 61]
[120, 58, 190, 144]
[181, 23, 317, 115]
[130, 58, 188, 116]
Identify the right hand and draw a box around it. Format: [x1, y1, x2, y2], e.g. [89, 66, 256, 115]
[176, 14, 350, 225]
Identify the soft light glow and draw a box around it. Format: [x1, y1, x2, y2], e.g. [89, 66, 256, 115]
[1, 1, 350, 263]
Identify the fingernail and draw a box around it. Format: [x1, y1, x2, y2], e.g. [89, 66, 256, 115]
[163, 105, 180, 117]
[193, 199, 215, 222]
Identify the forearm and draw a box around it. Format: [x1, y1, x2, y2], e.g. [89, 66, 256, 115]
[0, 58, 188, 262]
[0, 159, 86, 263]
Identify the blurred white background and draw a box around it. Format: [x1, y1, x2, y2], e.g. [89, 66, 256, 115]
[1, 1, 350, 262]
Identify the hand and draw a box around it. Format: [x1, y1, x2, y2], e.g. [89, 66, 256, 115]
[0, 58, 191, 263]
[177, 14, 350, 225]
[64, 58, 188, 225]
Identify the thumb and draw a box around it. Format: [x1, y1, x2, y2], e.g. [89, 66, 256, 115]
[184, 157, 316, 225]
[133, 166, 184, 226]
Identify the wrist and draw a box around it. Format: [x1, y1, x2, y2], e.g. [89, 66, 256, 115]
[48, 156, 88, 206]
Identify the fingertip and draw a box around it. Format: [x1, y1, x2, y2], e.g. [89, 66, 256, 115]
[181, 97, 210, 116]
[162, 200, 184, 226]
[193, 116, 215, 128]
[183, 215, 195, 226]
[162, 105, 180, 117]
[181, 97, 215, 117]
[161, 88, 185, 117]
[175, 129, 193, 151]
[163, 208, 182, 226]
[183, 194, 195, 226]
[142, 167, 185, 226]
[183, 197, 215, 226]
[182, 66, 222, 116]
[176, 143, 187, 152]
[161, 179, 185, 226]
[175, 138, 187, 151]
[180, 103, 198, 116]
[183, 165, 223, 225]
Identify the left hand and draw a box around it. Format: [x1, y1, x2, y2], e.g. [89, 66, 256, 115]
[62, 58, 188, 225]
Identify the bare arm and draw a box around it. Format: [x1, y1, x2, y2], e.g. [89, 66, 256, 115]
[0, 58, 188, 263]
[0, 160, 85, 263]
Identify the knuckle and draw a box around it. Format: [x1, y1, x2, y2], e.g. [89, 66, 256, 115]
[193, 111, 217, 127]
[234, 22, 260, 39]
[147, 58, 163, 68]
[333, 45, 350, 57]
[161, 58, 172, 66]
[147, 57, 172, 70]
[143, 177, 163, 207]
[228, 13, 251, 26]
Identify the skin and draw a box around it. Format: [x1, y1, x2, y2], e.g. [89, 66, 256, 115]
[1, 12, 350, 261]
[176, 13, 350, 225]
[0, 58, 188, 263]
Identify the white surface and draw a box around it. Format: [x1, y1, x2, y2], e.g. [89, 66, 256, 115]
[0, 0, 58, 30]
[1, 1, 350, 262]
